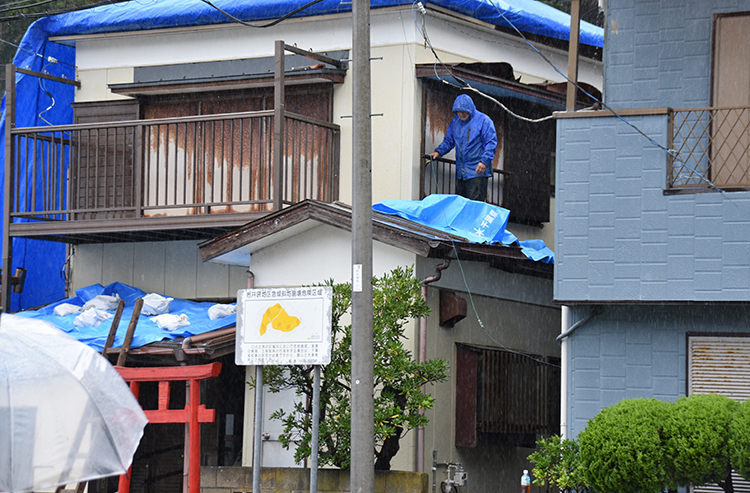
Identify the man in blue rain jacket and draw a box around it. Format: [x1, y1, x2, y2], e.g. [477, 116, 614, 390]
[429, 94, 497, 201]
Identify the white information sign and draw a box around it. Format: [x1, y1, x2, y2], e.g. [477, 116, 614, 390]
[235, 286, 333, 366]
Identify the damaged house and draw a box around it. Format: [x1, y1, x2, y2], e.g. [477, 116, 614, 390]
[1, 0, 602, 491]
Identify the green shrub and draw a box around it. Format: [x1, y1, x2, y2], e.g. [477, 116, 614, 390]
[579, 398, 672, 493]
[730, 399, 750, 481]
[663, 394, 736, 490]
[528, 435, 588, 493]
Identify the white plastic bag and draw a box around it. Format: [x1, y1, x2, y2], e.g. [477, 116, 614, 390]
[74, 307, 113, 327]
[141, 293, 174, 316]
[54, 303, 83, 316]
[83, 294, 121, 311]
[150, 313, 190, 331]
[208, 303, 236, 320]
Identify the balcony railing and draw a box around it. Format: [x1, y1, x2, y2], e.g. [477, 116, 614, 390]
[421, 155, 507, 205]
[669, 106, 750, 189]
[8, 110, 340, 223]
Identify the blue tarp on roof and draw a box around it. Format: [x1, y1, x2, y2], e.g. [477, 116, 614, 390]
[14, 282, 237, 350]
[17, 0, 603, 46]
[374, 194, 555, 263]
[1, 0, 592, 309]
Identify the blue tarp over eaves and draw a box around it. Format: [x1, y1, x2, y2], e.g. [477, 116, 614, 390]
[374, 195, 555, 263]
[1, 0, 596, 310]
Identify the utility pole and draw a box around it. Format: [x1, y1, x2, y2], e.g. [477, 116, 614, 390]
[351, 0, 374, 493]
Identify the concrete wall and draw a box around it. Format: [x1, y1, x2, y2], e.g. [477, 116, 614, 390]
[201, 467, 428, 493]
[555, 113, 750, 302]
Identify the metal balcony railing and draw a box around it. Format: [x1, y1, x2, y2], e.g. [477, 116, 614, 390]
[8, 110, 340, 222]
[669, 106, 750, 189]
[421, 155, 508, 205]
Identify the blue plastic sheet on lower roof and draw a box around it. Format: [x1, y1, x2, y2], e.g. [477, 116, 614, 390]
[13, 282, 237, 351]
[373, 194, 554, 264]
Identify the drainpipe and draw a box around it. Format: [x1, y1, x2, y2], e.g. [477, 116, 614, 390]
[560, 306, 569, 439]
[557, 306, 601, 439]
[418, 259, 451, 472]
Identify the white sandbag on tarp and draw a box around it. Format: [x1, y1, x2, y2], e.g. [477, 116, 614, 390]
[150, 313, 189, 331]
[74, 307, 113, 327]
[83, 294, 121, 311]
[53, 303, 83, 316]
[141, 293, 173, 316]
[208, 304, 235, 320]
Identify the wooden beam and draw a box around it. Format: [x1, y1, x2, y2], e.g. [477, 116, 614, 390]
[566, 0, 581, 111]
[16, 67, 80, 88]
[2, 64, 15, 312]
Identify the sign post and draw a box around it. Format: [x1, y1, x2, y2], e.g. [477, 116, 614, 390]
[236, 286, 333, 493]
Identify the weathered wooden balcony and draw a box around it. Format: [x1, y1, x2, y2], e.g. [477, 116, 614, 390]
[6, 110, 340, 243]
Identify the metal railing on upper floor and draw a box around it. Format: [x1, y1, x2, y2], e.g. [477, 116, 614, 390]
[669, 106, 750, 190]
[8, 110, 340, 222]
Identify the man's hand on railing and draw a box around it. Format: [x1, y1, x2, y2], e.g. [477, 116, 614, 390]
[422, 153, 455, 164]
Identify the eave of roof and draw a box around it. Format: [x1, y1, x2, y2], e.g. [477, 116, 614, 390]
[198, 200, 554, 279]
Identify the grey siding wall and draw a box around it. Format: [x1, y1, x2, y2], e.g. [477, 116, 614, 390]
[560, 0, 750, 440]
[605, 1, 750, 110]
[567, 304, 750, 437]
[555, 114, 750, 302]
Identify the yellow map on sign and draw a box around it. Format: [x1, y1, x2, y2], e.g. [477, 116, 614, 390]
[260, 303, 301, 336]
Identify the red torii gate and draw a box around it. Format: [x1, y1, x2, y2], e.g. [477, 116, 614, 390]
[115, 363, 222, 493]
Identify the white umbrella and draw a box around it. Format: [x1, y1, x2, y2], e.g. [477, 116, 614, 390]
[0, 313, 148, 493]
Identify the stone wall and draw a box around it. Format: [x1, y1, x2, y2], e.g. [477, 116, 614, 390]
[201, 467, 428, 493]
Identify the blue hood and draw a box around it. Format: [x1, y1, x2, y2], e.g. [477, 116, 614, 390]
[452, 94, 477, 116]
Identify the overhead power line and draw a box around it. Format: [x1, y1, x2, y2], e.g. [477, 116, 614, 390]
[0, 0, 130, 22]
[198, 0, 327, 28]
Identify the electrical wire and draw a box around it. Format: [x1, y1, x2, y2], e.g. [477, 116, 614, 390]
[198, 0, 327, 28]
[422, 154, 559, 368]
[0, 36, 76, 68]
[0, 0, 60, 15]
[0, 0, 127, 22]
[37, 64, 56, 126]
[485, 0, 727, 194]
[414, 1, 554, 124]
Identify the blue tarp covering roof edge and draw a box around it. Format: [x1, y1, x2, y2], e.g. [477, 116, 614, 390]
[1, 0, 589, 309]
[373, 195, 555, 264]
[31, 0, 603, 47]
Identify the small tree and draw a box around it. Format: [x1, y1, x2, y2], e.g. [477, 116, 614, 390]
[258, 266, 449, 470]
[663, 394, 737, 493]
[579, 398, 672, 493]
[528, 435, 589, 493]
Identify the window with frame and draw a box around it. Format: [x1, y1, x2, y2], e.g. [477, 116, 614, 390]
[455, 343, 560, 448]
